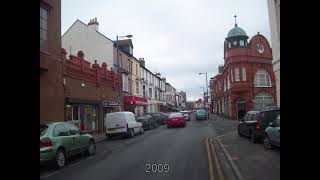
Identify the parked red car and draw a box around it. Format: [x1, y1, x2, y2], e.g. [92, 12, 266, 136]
[166, 112, 186, 128]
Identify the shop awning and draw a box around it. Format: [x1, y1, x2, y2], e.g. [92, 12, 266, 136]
[124, 95, 149, 106]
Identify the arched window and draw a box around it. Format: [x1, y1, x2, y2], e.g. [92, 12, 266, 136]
[254, 92, 274, 110]
[227, 74, 230, 90]
[254, 69, 271, 87]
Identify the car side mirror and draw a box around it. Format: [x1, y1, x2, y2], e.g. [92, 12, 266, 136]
[269, 122, 274, 127]
[79, 131, 85, 135]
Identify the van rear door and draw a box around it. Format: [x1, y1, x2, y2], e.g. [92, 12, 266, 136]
[106, 113, 127, 133]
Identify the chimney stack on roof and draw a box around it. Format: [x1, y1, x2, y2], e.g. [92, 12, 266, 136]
[155, 73, 161, 77]
[88, 17, 99, 31]
[139, 58, 145, 66]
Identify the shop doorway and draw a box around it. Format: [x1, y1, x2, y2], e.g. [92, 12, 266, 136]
[236, 99, 247, 120]
[103, 107, 115, 132]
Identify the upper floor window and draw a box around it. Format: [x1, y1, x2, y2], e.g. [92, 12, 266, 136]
[242, 67, 246, 81]
[228, 42, 231, 48]
[143, 85, 146, 97]
[136, 81, 139, 94]
[123, 75, 129, 92]
[218, 81, 222, 91]
[136, 64, 138, 75]
[129, 60, 132, 73]
[230, 69, 233, 82]
[227, 75, 230, 90]
[239, 40, 245, 46]
[149, 88, 152, 98]
[254, 69, 271, 87]
[40, 6, 48, 49]
[235, 67, 240, 81]
[119, 54, 123, 68]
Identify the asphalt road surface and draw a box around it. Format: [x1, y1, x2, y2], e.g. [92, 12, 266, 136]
[40, 113, 216, 180]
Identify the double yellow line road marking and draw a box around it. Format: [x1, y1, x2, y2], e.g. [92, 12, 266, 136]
[205, 137, 225, 180]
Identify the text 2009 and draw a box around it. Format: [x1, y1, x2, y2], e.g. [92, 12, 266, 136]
[145, 163, 169, 173]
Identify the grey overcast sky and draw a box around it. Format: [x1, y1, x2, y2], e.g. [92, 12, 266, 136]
[62, 0, 271, 102]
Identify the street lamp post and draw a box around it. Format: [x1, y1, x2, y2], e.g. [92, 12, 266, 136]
[198, 72, 208, 107]
[115, 34, 133, 111]
[200, 87, 205, 108]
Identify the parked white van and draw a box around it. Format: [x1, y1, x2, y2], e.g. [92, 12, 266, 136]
[105, 111, 144, 138]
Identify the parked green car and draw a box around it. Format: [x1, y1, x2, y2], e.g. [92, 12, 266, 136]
[40, 122, 96, 168]
[196, 110, 208, 120]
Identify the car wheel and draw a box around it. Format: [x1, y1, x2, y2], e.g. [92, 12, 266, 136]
[251, 131, 257, 143]
[87, 140, 96, 156]
[106, 134, 113, 140]
[128, 128, 135, 138]
[264, 136, 273, 150]
[56, 148, 66, 168]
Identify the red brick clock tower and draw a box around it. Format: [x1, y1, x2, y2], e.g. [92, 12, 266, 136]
[212, 15, 277, 120]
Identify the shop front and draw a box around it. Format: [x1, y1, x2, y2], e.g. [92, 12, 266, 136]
[65, 98, 100, 134]
[102, 101, 118, 132]
[123, 95, 149, 116]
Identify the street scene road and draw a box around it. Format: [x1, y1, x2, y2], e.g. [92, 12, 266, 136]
[211, 115, 280, 180]
[40, 1, 280, 180]
[41, 113, 214, 180]
[40, 113, 280, 180]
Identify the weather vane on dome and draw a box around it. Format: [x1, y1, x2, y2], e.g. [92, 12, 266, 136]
[234, 14, 237, 26]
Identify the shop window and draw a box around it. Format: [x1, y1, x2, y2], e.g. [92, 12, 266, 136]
[254, 92, 274, 110]
[65, 104, 80, 127]
[84, 105, 97, 131]
[65, 104, 97, 131]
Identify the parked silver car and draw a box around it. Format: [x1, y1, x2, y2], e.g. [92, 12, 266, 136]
[264, 115, 280, 149]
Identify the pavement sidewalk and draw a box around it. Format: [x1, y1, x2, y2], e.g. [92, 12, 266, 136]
[93, 132, 107, 143]
[209, 113, 238, 136]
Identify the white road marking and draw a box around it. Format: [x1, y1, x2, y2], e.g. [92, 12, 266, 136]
[86, 156, 94, 160]
[216, 131, 238, 139]
[67, 161, 81, 168]
[40, 170, 60, 179]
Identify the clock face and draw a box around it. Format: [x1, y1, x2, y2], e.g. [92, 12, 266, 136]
[256, 43, 264, 53]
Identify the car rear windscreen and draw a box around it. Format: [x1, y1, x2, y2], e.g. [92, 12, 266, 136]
[40, 125, 48, 136]
[137, 117, 146, 121]
[197, 110, 206, 114]
[169, 113, 183, 118]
